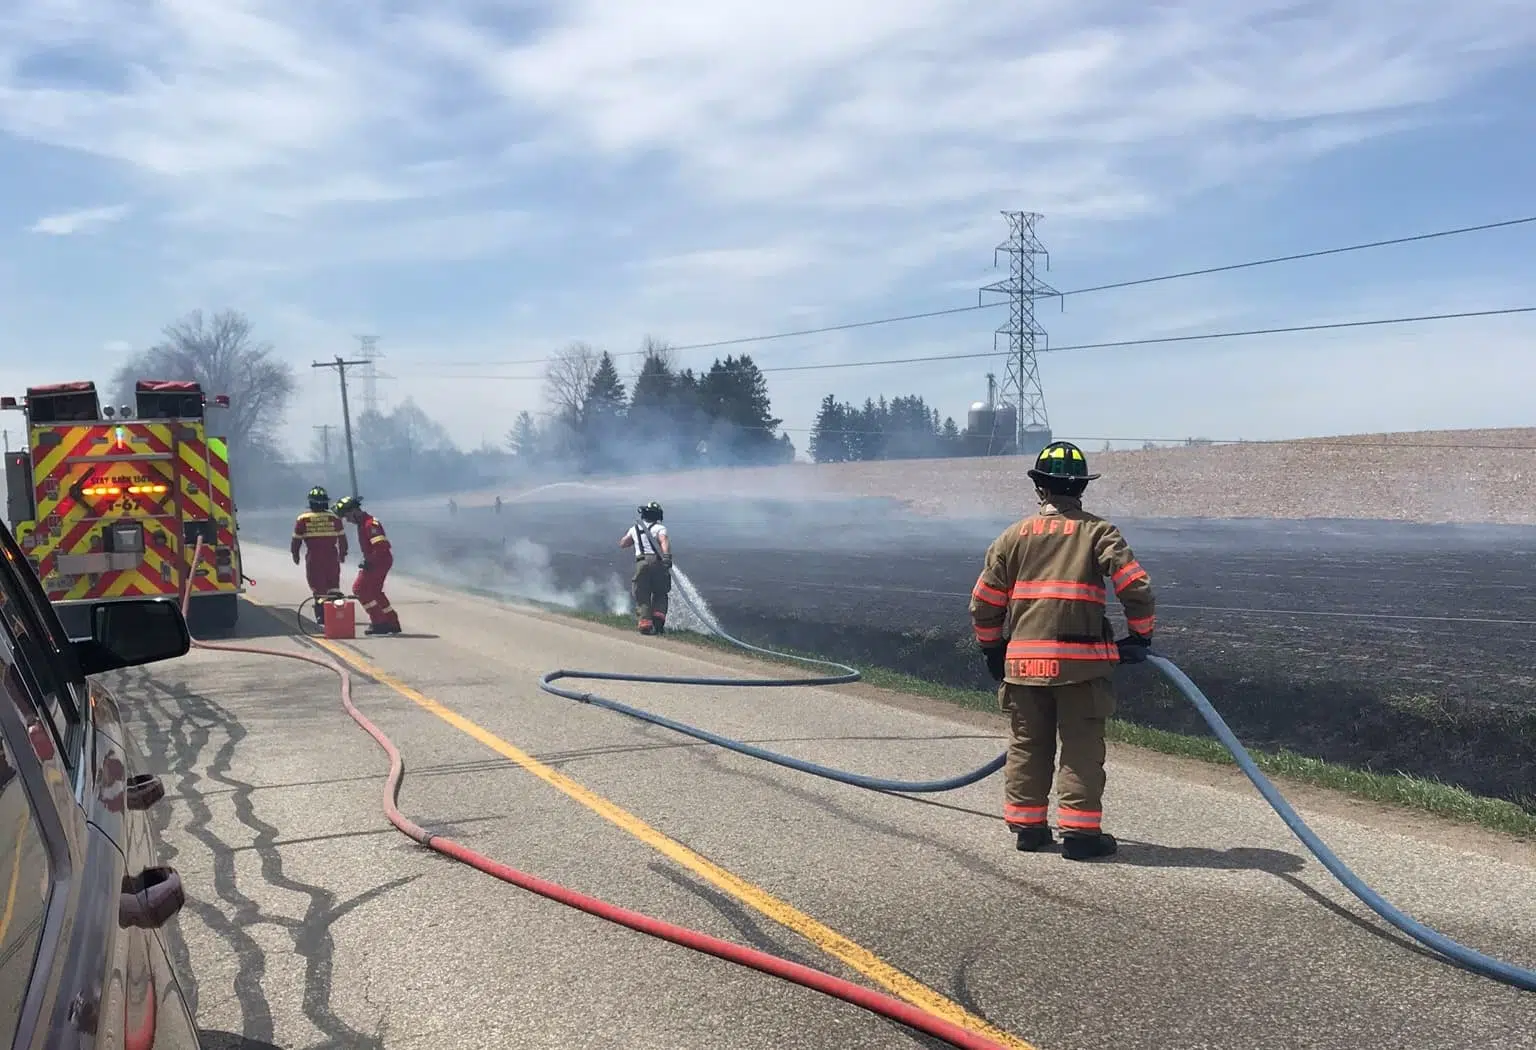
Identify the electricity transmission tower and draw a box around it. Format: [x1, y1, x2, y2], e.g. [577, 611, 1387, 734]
[311, 357, 369, 498]
[979, 211, 1058, 457]
[355, 335, 384, 416]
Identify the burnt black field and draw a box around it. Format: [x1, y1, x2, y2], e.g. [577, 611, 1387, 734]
[245, 496, 1536, 807]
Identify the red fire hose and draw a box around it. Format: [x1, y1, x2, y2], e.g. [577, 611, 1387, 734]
[179, 542, 1013, 1049]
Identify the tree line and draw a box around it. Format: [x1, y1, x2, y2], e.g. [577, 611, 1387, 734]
[807, 394, 969, 463]
[509, 339, 795, 474]
[100, 311, 999, 506]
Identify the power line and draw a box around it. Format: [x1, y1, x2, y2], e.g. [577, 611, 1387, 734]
[755, 305, 1536, 375]
[399, 212, 1536, 372]
[404, 305, 1536, 381]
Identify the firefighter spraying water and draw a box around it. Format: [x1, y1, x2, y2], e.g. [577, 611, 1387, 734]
[620, 500, 671, 635]
[334, 495, 402, 635]
[968, 440, 1156, 861]
[291, 485, 347, 625]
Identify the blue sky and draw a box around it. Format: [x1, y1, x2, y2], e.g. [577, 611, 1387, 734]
[1, 0, 1534, 459]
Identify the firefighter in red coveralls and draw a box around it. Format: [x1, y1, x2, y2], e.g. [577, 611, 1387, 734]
[333, 496, 402, 635]
[291, 486, 348, 625]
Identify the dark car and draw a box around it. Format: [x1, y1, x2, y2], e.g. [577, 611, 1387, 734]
[0, 516, 202, 1048]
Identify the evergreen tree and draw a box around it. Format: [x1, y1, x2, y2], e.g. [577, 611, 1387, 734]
[629, 346, 675, 452]
[774, 432, 796, 463]
[851, 397, 883, 461]
[809, 394, 852, 463]
[670, 367, 705, 465]
[506, 410, 541, 460]
[883, 394, 943, 459]
[810, 391, 954, 461]
[580, 351, 628, 471]
[698, 354, 782, 464]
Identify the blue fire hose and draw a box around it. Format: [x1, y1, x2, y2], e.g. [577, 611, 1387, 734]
[539, 590, 1535, 993]
[1147, 654, 1535, 993]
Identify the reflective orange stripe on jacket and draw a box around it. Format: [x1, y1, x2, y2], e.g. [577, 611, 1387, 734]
[971, 577, 1009, 644]
[1112, 560, 1148, 594]
[1010, 580, 1105, 603]
[971, 579, 1008, 607]
[1005, 639, 1119, 662]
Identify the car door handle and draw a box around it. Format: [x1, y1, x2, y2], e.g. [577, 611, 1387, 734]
[125, 773, 165, 811]
[120, 867, 184, 930]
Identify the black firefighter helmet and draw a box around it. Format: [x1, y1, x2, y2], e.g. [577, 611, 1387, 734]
[1027, 441, 1100, 493]
[333, 495, 363, 518]
[307, 485, 330, 511]
[638, 501, 663, 523]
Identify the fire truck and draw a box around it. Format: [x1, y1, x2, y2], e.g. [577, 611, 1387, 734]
[2, 379, 245, 637]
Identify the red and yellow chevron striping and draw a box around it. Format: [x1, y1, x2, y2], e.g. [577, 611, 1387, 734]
[21, 419, 241, 602]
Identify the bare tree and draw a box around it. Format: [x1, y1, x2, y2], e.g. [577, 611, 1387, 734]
[111, 308, 296, 455]
[542, 341, 600, 427]
[632, 334, 675, 381]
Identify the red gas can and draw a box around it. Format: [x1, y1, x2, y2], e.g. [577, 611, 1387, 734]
[323, 598, 356, 639]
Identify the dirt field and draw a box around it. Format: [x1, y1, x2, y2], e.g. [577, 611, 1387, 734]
[523, 427, 1536, 524]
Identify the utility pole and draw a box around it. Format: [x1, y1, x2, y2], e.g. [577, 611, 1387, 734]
[312, 357, 368, 499]
[313, 424, 335, 480]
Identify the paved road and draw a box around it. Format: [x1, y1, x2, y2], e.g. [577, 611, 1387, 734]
[119, 545, 1536, 1050]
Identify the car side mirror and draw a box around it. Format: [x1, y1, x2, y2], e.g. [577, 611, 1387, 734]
[72, 598, 192, 677]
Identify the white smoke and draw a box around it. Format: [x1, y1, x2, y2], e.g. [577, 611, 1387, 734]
[504, 536, 631, 615]
[421, 533, 631, 615]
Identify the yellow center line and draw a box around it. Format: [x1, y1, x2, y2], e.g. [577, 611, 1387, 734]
[0, 808, 30, 943]
[310, 636, 1037, 1050]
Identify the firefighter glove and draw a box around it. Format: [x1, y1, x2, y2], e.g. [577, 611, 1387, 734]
[981, 645, 1006, 682]
[359, 560, 371, 572]
[292, 553, 300, 565]
[1116, 633, 1151, 664]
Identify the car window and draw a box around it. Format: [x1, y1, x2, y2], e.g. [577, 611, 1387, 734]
[0, 534, 81, 770]
[0, 528, 85, 723]
[0, 634, 53, 1044]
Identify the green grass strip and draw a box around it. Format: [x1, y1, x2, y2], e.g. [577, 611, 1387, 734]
[459, 586, 1536, 839]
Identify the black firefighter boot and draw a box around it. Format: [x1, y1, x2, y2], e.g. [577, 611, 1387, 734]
[653, 613, 666, 636]
[1014, 825, 1054, 852]
[1061, 831, 1118, 861]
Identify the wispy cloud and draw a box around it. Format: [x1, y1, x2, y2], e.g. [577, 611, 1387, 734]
[27, 202, 129, 235]
[0, 1, 1533, 451]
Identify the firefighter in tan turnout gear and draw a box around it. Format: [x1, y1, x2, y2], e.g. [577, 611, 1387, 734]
[969, 441, 1155, 861]
[620, 501, 672, 635]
